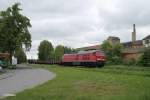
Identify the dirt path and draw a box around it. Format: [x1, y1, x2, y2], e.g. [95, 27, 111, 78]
[0, 64, 55, 98]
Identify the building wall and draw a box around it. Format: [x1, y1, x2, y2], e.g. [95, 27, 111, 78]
[107, 37, 120, 45]
[143, 39, 150, 47]
[123, 53, 143, 60]
[132, 45, 144, 49]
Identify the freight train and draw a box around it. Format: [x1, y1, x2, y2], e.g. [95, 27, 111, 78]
[28, 50, 106, 67]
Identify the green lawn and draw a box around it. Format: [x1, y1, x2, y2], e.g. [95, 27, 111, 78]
[3, 64, 150, 100]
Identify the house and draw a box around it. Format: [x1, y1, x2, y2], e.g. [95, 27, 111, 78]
[121, 47, 144, 60]
[143, 35, 150, 47]
[121, 40, 144, 60]
[121, 24, 144, 60]
[122, 40, 143, 49]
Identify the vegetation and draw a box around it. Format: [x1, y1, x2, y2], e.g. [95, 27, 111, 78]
[54, 45, 64, 60]
[64, 46, 76, 54]
[101, 40, 123, 64]
[0, 3, 32, 60]
[14, 48, 27, 63]
[37, 40, 76, 61]
[122, 58, 137, 66]
[54, 45, 76, 60]
[3, 64, 150, 100]
[38, 40, 54, 61]
[139, 47, 150, 67]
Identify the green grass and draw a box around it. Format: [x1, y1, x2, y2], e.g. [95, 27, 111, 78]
[3, 64, 150, 100]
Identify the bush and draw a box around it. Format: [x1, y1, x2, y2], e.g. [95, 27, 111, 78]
[138, 47, 150, 67]
[122, 59, 136, 66]
[110, 56, 123, 65]
[105, 56, 123, 65]
[101, 40, 123, 65]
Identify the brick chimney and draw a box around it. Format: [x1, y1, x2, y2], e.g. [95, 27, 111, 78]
[132, 24, 136, 42]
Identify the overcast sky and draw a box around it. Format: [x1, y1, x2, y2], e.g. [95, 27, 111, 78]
[0, 0, 150, 59]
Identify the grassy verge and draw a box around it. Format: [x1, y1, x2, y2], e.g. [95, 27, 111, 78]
[3, 64, 150, 100]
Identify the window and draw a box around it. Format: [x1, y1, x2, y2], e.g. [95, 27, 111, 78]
[143, 40, 145, 44]
[145, 39, 149, 44]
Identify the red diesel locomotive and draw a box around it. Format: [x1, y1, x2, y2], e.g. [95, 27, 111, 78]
[62, 50, 106, 67]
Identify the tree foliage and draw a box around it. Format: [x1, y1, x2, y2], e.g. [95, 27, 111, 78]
[54, 45, 64, 60]
[52, 46, 75, 61]
[101, 40, 123, 64]
[0, 3, 31, 57]
[64, 46, 76, 54]
[38, 40, 54, 61]
[14, 48, 27, 63]
[101, 40, 113, 58]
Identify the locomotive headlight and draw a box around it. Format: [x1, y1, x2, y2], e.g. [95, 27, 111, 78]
[97, 57, 105, 61]
[97, 58, 101, 60]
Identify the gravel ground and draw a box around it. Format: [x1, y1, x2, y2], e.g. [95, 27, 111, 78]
[0, 64, 55, 98]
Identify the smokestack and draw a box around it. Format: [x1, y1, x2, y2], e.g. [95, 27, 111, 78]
[132, 24, 136, 42]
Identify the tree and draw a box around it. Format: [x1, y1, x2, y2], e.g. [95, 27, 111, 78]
[101, 40, 123, 64]
[64, 46, 76, 54]
[100, 40, 113, 59]
[14, 48, 27, 63]
[139, 47, 150, 67]
[54, 45, 64, 60]
[112, 43, 123, 57]
[38, 40, 54, 61]
[0, 3, 31, 62]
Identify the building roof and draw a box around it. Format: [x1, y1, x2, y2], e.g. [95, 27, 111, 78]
[143, 35, 150, 40]
[77, 50, 101, 54]
[134, 40, 143, 45]
[76, 45, 100, 51]
[122, 40, 143, 47]
[122, 41, 132, 47]
[107, 36, 120, 40]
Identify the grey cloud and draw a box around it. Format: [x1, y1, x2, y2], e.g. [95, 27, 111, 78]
[100, 0, 150, 30]
[0, 0, 150, 59]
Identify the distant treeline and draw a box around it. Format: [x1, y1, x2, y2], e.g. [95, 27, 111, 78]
[38, 40, 76, 61]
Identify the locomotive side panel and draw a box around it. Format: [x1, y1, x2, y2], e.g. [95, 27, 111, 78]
[62, 54, 76, 62]
[95, 51, 106, 67]
[62, 50, 106, 67]
[62, 54, 77, 65]
[77, 53, 97, 62]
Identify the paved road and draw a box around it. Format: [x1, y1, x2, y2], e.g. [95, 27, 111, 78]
[0, 64, 55, 98]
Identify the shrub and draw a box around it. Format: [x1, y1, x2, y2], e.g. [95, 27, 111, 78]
[122, 59, 136, 66]
[101, 40, 123, 65]
[138, 47, 150, 67]
[110, 56, 123, 65]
